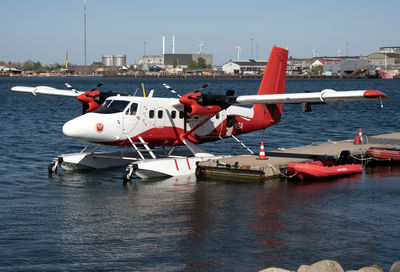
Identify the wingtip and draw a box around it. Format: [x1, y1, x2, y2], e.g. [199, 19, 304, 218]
[364, 90, 387, 99]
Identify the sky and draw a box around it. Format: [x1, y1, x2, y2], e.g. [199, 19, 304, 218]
[1, 0, 399, 65]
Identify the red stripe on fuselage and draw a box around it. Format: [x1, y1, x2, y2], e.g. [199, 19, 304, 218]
[90, 112, 280, 147]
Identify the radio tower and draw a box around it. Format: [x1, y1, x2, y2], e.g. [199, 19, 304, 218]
[84, 0, 87, 67]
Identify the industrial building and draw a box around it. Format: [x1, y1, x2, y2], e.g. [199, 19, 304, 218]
[221, 59, 267, 74]
[164, 53, 212, 67]
[138, 53, 212, 71]
[137, 35, 213, 72]
[310, 58, 341, 75]
[367, 52, 397, 66]
[138, 55, 163, 71]
[380, 46, 400, 54]
[340, 59, 368, 74]
[66, 54, 128, 75]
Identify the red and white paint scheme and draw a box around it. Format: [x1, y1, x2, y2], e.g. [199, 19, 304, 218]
[10, 47, 387, 180]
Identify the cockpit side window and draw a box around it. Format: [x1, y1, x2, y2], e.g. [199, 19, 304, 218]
[96, 100, 130, 114]
[126, 103, 138, 115]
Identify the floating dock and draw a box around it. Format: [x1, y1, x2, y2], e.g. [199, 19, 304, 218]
[196, 132, 400, 181]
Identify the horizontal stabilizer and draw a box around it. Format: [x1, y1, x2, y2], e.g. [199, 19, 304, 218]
[235, 89, 387, 105]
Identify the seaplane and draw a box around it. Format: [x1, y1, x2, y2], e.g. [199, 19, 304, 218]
[10, 46, 387, 181]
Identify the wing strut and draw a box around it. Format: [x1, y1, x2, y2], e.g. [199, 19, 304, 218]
[231, 135, 254, 154]
[182, 140, 213, 158]
[179, 114, 215, 141]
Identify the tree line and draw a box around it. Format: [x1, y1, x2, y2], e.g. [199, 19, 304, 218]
[0, 60, 66, 71]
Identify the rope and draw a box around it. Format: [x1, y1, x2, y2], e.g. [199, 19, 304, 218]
[350, 155, 371, 162]
[266, 163, 297, 178]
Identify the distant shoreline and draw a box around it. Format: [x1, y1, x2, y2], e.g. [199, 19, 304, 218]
[2, 74, 396, 79]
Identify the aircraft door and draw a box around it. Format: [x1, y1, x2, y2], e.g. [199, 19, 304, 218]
[122, 102, 139, 134]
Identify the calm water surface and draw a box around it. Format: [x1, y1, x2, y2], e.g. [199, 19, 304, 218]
[0, 77, 400, 271]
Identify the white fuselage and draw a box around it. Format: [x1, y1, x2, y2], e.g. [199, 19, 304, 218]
[62, 95, 254, 147]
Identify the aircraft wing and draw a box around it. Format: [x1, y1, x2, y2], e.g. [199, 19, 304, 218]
[235, 89, 386, 105]
[10, 86, 84, 97]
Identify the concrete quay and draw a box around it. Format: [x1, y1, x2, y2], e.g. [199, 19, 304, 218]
[196, 132, 400, 181]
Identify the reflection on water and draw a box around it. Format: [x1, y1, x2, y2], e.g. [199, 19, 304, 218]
[2, 163, 400, 271]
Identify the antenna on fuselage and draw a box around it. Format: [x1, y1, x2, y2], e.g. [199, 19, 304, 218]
[141, 83, 146, 97]
[133, 87, 139, 96]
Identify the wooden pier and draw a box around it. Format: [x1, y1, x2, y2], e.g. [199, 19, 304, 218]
[196, 132, 400, 181]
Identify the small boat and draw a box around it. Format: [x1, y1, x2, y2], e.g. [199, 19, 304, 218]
[376, 70, 395, 79]
[365, 147, 400, 161]
[286, 161, 363, 180]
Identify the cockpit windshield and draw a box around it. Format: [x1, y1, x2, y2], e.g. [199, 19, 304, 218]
[95, 99, 129, 114]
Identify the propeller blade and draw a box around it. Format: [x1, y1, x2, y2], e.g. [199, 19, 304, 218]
[65, 83, 78, 94]
[82, 103, 89, 114]
[226, 89, 235, 96]
[194, 83, 209, 93]
[183, 107, 187, 133]
[90, 82, 104, 92]
[163, 83, 181, 98]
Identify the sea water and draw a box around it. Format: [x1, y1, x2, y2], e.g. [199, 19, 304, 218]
[0, 77, 399, 271]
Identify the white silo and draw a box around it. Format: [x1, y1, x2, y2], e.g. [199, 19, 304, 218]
[102, 55, 113, 66]
[112, 55, 127, 67]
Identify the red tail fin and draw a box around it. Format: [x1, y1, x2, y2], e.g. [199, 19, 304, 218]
[257, 46, 288, 95]
[253, 46, 288, 126]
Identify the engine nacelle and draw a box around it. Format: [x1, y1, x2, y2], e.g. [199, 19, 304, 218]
[77, 91, 102, 112]
[179, 92, 222, 117]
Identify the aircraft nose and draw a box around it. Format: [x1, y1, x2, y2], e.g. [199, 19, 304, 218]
[62, 113, 111, 142]
[62, 119, 82, 139]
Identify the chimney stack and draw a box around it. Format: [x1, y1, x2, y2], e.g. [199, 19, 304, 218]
[162, 36, 165, 55]
[172, 35, 175, 54]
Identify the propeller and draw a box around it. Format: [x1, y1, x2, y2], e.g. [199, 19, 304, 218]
[82, 102, 89, 114]
[89, 82, 104, 93]
[183, 84, 209, 133]
[79, 82, 103, 114]
[65, 83, 78, 94]
[163, 83, 189, 132]
[194, 83, 209, 93]
[163, 83, 181, 98]
[183, 106, 188, 133]
[76, 82, 127, 114]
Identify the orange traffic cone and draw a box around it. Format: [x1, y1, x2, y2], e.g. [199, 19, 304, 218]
[259, 141, 266, 159]
[353, 128, 363, 145]
[359, 128, 363, 144]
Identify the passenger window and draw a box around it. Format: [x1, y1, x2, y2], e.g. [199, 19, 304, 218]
[171, 110, 176, 119]
[126, 103, 138, 115]
[179, 111, 184, 119]
[149, 110, 154, 118]
[158, 110, 163, 119]
[216, 112, 220, 119]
